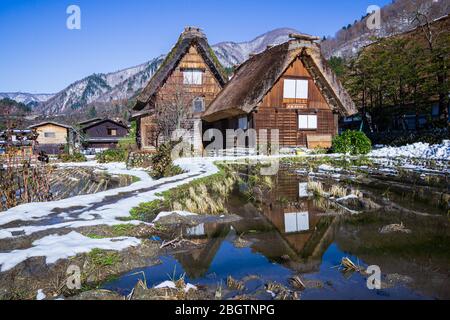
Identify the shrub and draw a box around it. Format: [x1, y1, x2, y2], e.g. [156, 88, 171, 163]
[128, 199, 164, 221]
[58, 152, 87, 163]
[127, 151, 153, 168]
[332, 130, 372, 155]
[150, 139, 185, 179]
[96, 148, 128, 163]
[118, 121, 138, 152]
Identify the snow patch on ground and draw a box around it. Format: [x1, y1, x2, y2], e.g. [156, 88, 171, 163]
[154, 280, 177, 289]
[153, 280, 197, 292]
[336, 194, 359, 202]
[318, 164, 342, 172]
[369, 141, 450, 160]
[153, 211, 198, 223]
[0, 231, 140, 272]
[0, 157, 222, 272]
[184, 283, 197, 292]
[36, 289, 46, 300]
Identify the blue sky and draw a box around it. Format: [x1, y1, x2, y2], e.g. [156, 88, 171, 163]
[0, 0, 391, 93]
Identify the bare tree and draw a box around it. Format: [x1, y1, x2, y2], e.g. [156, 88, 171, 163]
[152, 78, 196, 147]
[412, 5, 450, 123]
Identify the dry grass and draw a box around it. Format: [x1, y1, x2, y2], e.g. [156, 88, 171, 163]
[289, 276, 305, 290]
[329, 185, 347, 198]
[227, 276, 245, 291]
[307, 180, 325, 196]
[340, 257, 362, 272]
[351, 189, 363, 198]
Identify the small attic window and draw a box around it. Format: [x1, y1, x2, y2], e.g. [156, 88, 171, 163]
[193, 97, 205, 113]
[183, 69, 203, 85]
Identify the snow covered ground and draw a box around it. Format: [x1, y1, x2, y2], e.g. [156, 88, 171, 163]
[0, 158, 222, 272]
[369, 140, 450, 160]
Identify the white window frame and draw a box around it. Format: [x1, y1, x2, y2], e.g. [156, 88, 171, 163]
[183, 69, 203, 85]
[44, 132, 56, 138]
[298, 114, 318, 130]
[283, 79, 297, 99]
[296, 79, 309, 99]
[192, 97, 205, 113]
[283, 79, 309, 99]
[284, 212, 310, 233]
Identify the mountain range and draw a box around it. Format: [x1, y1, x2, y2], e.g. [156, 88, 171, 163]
[0, 92, 54, 107]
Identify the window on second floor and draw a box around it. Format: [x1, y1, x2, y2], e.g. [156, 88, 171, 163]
[107, 129, 117, 136]
[183, 69, 203, 85]
[44, 132, 56, 138]
[192, 97, 205, 113]
[283, 79, 309, 99]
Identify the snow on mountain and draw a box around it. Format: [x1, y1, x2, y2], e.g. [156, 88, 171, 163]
[96, 55, 165, 103]
[37, 56, 164, 114]
[212, 28, 299, 67]
[12, 28, 299, 115]
[321, 0, 449, 58]
[0, 92, 54, 106]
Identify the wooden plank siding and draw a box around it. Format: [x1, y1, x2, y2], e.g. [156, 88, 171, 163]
[35, 124, 68, 145]
[252, 57, 337, 148]
[140, 45, 223, 151]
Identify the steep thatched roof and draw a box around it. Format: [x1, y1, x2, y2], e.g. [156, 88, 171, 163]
[202, 39, 357, 122]
[133, 27, 228, 111]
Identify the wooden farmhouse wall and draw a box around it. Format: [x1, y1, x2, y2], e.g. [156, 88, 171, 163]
[83, 120, 128, 139]
[253, 57, 338, 148]
[35, 124, 68, 145]
[140, 45, 223, 150]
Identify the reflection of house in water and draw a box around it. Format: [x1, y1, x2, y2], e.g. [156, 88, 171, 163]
[174, 223, 230, 279]
[173, 172, 337, 278]
[247, 172, 336, 272]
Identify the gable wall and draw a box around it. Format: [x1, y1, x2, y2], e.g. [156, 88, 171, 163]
[35, 124, 68, 145]
[156, 45, 223, 114]
[254, 57, 337, 148]
[259, 57, 329, 109]
[140, 45, 223, 150]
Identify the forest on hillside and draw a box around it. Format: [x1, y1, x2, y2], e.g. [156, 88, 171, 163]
[329, 13, 449, 140]
[321, 0, 449, 58]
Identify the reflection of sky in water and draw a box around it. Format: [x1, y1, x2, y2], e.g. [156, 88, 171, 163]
[301, 244, 428, 300]
[103, 236, 429, 299]
[284, 212, 309, 233]
[102, 238, 292, 296]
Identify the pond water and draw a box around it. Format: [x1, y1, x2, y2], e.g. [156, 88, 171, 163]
[103, 169, 449, 300]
